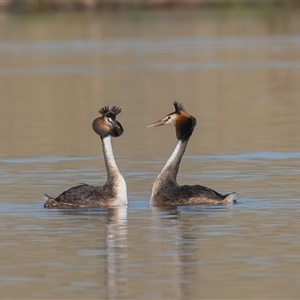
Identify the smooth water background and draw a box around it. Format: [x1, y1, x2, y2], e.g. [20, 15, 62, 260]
[1, 10, 300, 299]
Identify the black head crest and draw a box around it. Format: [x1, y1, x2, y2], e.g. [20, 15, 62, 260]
[93, 105, 124, 139]
[99, 106, 122, 117]
[173, 101, 185, 113]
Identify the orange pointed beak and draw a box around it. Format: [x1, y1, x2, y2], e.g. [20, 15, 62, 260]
[147, 119, 167, 128]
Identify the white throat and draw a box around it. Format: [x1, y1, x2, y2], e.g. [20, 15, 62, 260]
[150, 140, 185, 202]
[102, 136, 127, 206]
[102, 136, 119, 172]
[161, 140, 183, 174]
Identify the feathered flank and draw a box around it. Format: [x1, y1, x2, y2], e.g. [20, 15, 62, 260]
[99, 106, 122, 116]
[173, 101, 185, 113]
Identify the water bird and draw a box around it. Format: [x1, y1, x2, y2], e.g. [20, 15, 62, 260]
[44, 106, 127, 208]
[147, 101, 237, 206]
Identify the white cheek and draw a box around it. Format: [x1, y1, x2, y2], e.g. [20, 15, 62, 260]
[165, 119, 174, 126]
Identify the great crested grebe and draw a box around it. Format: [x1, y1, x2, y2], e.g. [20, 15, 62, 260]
[43, 106, 127, 208]
[147, 102, 237, 206]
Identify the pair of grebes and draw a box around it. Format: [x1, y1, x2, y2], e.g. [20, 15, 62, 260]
[44, 102, 237, 208]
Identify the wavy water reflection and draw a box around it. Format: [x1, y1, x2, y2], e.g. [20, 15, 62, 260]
[105, 207, 128, 299]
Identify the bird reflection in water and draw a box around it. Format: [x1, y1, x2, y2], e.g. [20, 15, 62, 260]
[151, 206, 213, 299]
[58, 206, 128, 299]
[105, 206, 128, 299]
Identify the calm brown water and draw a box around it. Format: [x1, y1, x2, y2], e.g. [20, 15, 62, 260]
[1, 10, 300, 299]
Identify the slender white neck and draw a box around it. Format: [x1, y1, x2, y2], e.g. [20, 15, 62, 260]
[154, 139, 188, 187]
[102, 136, 127, 205]
[102, 136, 120, 178]
[150, 139, 188, 201]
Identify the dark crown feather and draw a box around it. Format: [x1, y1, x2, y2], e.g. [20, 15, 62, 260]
[99, 105, 122, 116]
[173, 101, 185, 113]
